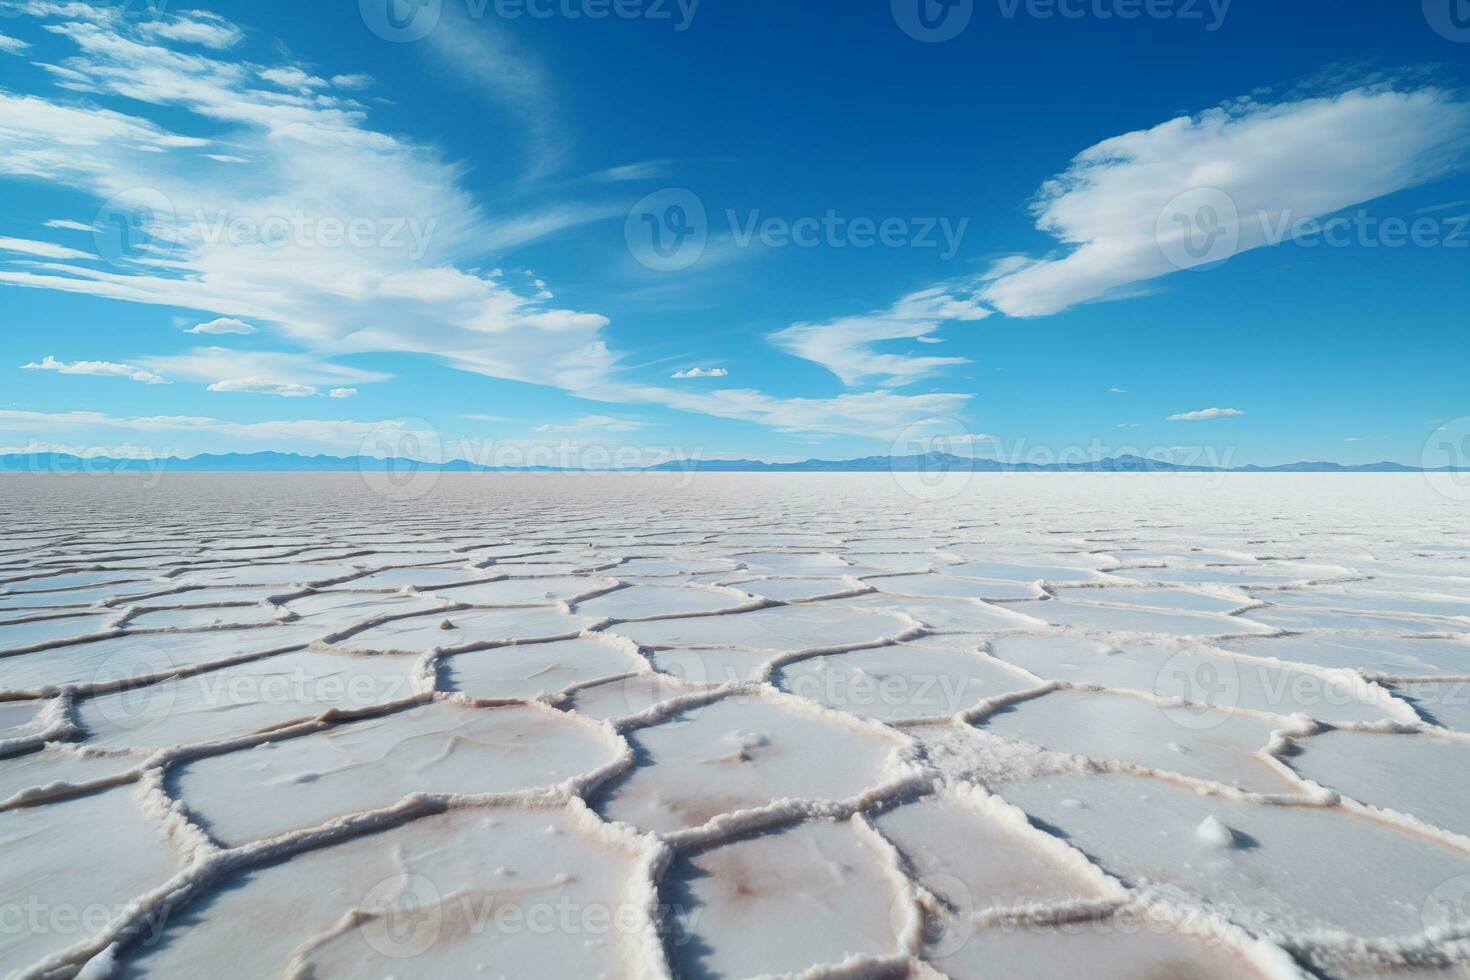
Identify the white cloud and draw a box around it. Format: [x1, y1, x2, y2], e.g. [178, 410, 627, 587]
[140, 347, 386, 393]
[0, 33, 31, 54]
[22, 354, 166, 384]
[460, 413, 512, 422]
[533, 415, 646, 433]
[259, 66, 328, 90]
[586, 159, 674, 183]
[135, 12, 243, 50]
[0, 235, 92, 260]
[1109, 387, 1128, 394]
[43, 219, 94, 232]
[1167, 407, 1245, 421]
[0, 92, 209, 181]
[0, 6, 976, 443]
[203, 153, 248, 164]
[0, 409, 435, 453]
[600, 384, 972, 440]
[328, 387, 357, 399]
[671, 367, 728, 379]
[769, 285, 989, 388]
[425, 8, 565, 181]
[0, 440, 174, 459]
[207, 378, 318, 397]
[983, 84, 1470, 317]
[331, 73, 374, 90]
[186, 317, 255, 335]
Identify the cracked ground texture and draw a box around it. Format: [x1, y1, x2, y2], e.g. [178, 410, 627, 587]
[0, 472, 1468, 980]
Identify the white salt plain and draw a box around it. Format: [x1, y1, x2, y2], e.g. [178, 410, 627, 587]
[0, 472, 1468, 979]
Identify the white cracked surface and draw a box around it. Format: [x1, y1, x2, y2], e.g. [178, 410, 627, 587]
[0, 472, 1466, 979]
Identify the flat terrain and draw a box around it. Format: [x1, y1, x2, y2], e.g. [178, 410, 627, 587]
[1, 473, 1468, 979]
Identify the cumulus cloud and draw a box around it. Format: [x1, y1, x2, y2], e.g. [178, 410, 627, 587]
[186, 317, 255, 335]
[671, 367, 728, 379]
[1167, 407, 1245, 421]
[982, 84, 1470, 318]
[328, 387, 358, 399]
[22, 355, 166, 385]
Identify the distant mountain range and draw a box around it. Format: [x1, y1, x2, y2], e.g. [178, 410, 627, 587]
[2, 451, 1461, 474]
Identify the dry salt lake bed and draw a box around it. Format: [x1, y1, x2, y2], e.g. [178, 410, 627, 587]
[1, 472, 1469, 980]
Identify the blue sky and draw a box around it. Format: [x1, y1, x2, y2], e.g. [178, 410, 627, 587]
[1, 0, 1468, 466]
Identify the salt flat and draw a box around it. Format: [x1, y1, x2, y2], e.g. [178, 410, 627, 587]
[0, 473, 1468, 979]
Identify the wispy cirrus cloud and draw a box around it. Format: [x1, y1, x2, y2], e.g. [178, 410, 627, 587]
[769, 284, 988, 388]
[0, 408, 434, 453]
[0, 235, 92, 260]
[584, 159, 677, 183]
[0, 4, 980, 442]
[6, 7, 1455, 452]
[137, 347, 387, 397]
[533, 415, 646, 434]
[135, 10, 244, 50]
[422, 7, 567, 182]
[206, 378, 318, 397]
